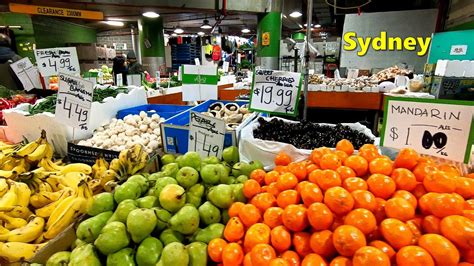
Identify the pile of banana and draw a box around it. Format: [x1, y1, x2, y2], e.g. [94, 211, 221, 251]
[0, 130, 150, 263]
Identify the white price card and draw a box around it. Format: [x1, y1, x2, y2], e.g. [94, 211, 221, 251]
[182, 65, 218, 101]
[116, 73, 123, 86]
[450, 45, 468, 55]
[127, 74, 141, 87]
[194, 58, 201, 65]
[223, 61, 229, 73]
[9, 57, 42, 91]
[249, 69, 302, 116]
[34, 47, 80, 77]
[188, 111, 226, 158]
[380, 97, 474, 163]
[347, 68, 359, 79]
[55, 73, 94, 130]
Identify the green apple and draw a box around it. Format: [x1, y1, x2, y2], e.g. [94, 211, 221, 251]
[161, 154, 176, 165]
[222, 146, 239, 165]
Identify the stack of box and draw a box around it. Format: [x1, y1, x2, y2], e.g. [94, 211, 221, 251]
[423, 63, 436, 93]
[430, 60, 474, 100]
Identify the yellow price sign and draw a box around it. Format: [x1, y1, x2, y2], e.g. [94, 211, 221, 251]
[262, 32, 270, 46]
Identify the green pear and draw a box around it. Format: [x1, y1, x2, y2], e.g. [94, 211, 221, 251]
[222, 146, 239, 165]
[127, 174, 149, 194]
[230, 183, 246, 202]
[159, 229, 184, 246]
[178, 151, 202, 170]
[136, 195, 160, 208]
[161, 154, 176, 165]
[112, 199, 138, 223]
[153, 207, 171, 232]
[94, 221, 130, 255]
[169, 204, 200, 235]
[150, 177, 177, 197]
[175, 155, 183, 166]
[106, 248, 135, 266]
[202, 156, 220, 164]
[186, 184, 204, 207]
[147, 172, 165, 183]
[216, 164, 233, 184]
[198, 201, 221, 225]
[193, 223, 225, 243]
[127, 208, 157, 243]
[207, 184, 234, 208]
[241, 160, 264, 176]
[231, 162, 247, 177]
[161, 242, 189, 266]
[159, 184, 186, 212]
[87, 192, 115, 216]
[71, 238, 87, 250]
[187, 242, 208, 266]
[114, 181, 142, 203]
[136, 237, 163, 266]
[69, 244, 101, 266]
[236, 175, 248, 183]
[46, 251, 71, 266]
[76, 211, 113, 243]
[176, 166, 199, 188]
[200, 164, 221, 185]
[161, 162, 180, 178]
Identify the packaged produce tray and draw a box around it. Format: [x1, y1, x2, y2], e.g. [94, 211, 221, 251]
[3, 87, 147, 156]
[161, 100, 259, 154]
[239, 116, 376, 169]
[116, 104, 192, 120]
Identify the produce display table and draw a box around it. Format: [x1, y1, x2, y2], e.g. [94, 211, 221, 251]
[307, 92, 383, 110]
[147, 83, 235, 105]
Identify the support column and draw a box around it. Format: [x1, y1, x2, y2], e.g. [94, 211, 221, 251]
[256, 11, 282, 70]
[138, 17, 165, 75]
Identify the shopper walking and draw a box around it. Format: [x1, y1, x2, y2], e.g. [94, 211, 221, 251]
[127, 51, 144, 75]
[0, 33, 21, 63]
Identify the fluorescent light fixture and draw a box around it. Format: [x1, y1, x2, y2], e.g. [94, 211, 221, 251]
[282, 14, 287, 18]
[298, 24, 303, 29]
[304, 23, 314, 27]
[289, 11, 302, 18]
[197, 32, 205, 36]
[164, 33, 170, 37]
[315, 24, 322, 28]
[174, 28, 184, 34]
[241, 28, 250, 33]
[105, 21, 124, 26]
[171, 33, 178, 36]
[143, 11, 159, 18]
[200, 19, 212, 29]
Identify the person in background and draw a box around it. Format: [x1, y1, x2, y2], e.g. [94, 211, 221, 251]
[127, 51, 144, 75]
[112, 52, 127, 85]
[0, 33, 21, 63]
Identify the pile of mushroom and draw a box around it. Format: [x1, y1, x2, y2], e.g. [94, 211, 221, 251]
[201, 102, 253, 130]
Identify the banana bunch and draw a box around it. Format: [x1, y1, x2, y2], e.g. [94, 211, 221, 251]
[13, 130, 53, 163]
[109, 144, 149, 178]
[0, 241, 46, 262]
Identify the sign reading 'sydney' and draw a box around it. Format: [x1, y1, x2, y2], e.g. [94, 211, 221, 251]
[249, 69, 302, 116]
[381, 97, 474, 163]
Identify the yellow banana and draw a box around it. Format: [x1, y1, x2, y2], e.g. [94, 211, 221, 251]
[38, 158, 62, 172]
[109, 158, 125, 176]
[0, 181, 18, 208]
[0, 224, 9, 234]
[0, 205, 33, 220]
[26, 143, 48, 162]
[0, 213, 27, 230]
[38, 181, 53, 193]
[0, 178, 8, 196]
[33, 232, 46, 244]
[44, 142, 54, 160]
[0, 241, 46, 262]
[0, 169, 16, 179]
[88, 178, 102, 194]
[46, 192, 80, 229]
[45, 176, 62, 191]
[13, 182, 31, 208]
[35, 188, 74, 218]
[0, 215, 45, 242]
[13, 139, 40, 157]
[59, 163, 92, 175]
[30, 190, 63, 209]
[59, 172, 88, 190]
[100, 169, 119, 187]
[44, 197, 85, 239]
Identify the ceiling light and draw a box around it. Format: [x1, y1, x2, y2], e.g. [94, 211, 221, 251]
[200, 19, 212, 29]
[174, 28, 184, 34]
[315, 24, 322, 28]
[304, 23, 314, 27]
[142, 11, 159, 18]
[164, 33, 170, 37]
[298, 24, 303, 29]
[241, 28, 250, 33]
[289, 11, 302, 18]
[105, 21, 124, 26]
[197, 32, 205, 36]
[171, 33, 178, 36]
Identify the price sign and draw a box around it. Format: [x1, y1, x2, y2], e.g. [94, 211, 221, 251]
[223, 61, 229, 73]
[10, 57, 42, 91]
[450, 45, 468, 55]
[188, 111, 226, 158]
[182, 65, 218, 101]
[55, 73, 94, 130]
[34, 47, 80, 77]
[116, 73, 123, 86]
[249, 69, 302, 116]
[381, 97, 474, 163]
[127, 74, 141, 87]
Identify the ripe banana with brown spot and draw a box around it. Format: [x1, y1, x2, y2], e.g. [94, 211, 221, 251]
[0, 215, 45, 242]
[0, 241, 46, 262]
[0, 206, 33, 220]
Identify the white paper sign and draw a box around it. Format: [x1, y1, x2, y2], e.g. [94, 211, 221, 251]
[249, 69, 302, 116]
[55, 73, 94, 130]
[9, 58, 42, 91]
[127, 74, 141, 87]
[194, 58, 201, 65]
[223, 61, 229, 73]
[188, 111, 226, 158]
[116, 73, 123, 86]
[450, 45, 468, 55]
[347, 68, 359, 79]
[34, 47, 80, 77]
[182, 65, 218, 101]
[381, 98, 474, 163]
[156, 71, 160, 79]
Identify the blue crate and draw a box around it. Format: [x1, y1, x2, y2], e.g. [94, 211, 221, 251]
[161, 100, 252, 155]
[116, 104, 192, 120]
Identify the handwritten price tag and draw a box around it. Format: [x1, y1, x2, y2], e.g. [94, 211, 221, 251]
[249, 69, 302, 116]
[34, 47, 80, 77]
[188, 111, 226, 158]
[381, 97, 474, 163]
[9, 58, 42, 91]
[55, 73, 94, 130]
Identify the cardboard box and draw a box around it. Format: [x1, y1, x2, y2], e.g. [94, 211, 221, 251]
[430, 76, 474, 100]
[424, 63, 436, 75]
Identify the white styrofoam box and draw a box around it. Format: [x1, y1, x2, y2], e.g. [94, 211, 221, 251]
[349, 86, 357, 92]
[435, 60, 448, 76]
[462, 60, 474, 77]
[445, 60, 464, 77]
[308, 84, 318, 91]
[341, 85, 349, 92]
[319, 84, 328, 91]
[218, 75, 236, 85]
[371, 86, 380, 93]
[362, 86, 371, 92]
[3, 87, 147, 156]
